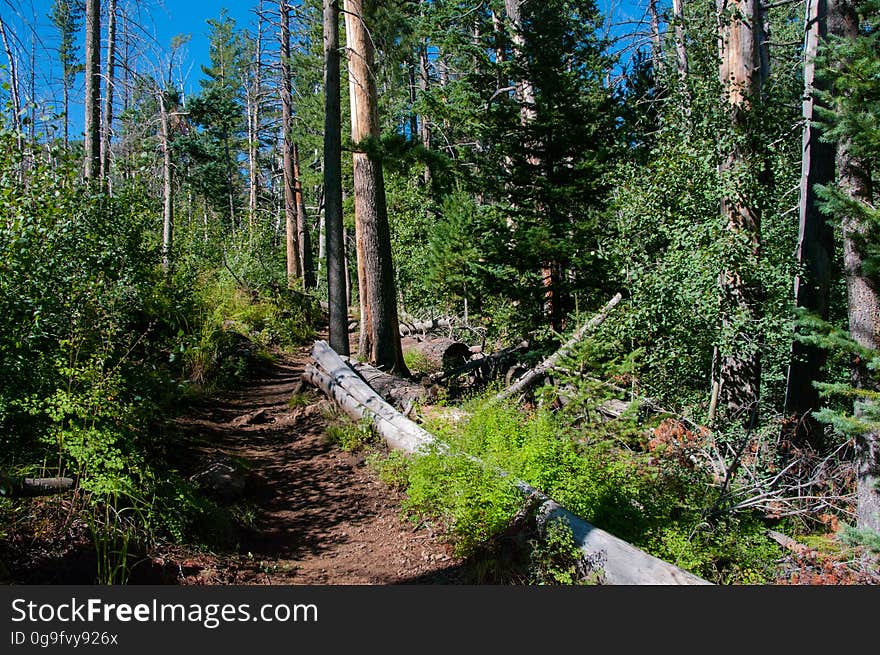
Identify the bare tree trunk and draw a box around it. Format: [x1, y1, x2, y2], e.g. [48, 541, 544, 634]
[324, 0, 349, 356]
[280, 1, 301, 288]
[648, 0, 664, 78]
[84, 0, 101, 180]
[830, 0, 880, 533]
[344, 0, 408, 374]
[294, 142, 315, 287]
[716, 0, 764, 422]
[0, 17, 22, 153]
[504, 0, 536, 123]
[28, 41, 35, 147]
[248, 0, 264, 226]
[418, 40, 432, 185]
[101, 0, 117, 183]
[672, 0, 689, 78]
[783, 0, 836, 446]
[159, 92, 174, 273]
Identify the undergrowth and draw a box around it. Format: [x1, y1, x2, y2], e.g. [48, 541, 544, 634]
[395, 396, 787, 584]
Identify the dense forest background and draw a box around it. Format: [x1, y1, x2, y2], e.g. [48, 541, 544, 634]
[0, 0, 879, 584]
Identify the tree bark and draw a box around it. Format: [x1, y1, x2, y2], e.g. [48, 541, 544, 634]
[281, 1, 301, 288]
[418, 39, 432, 185]
[0, 17, 22, 153]
[84, 0, 101, 180]
[716, 0, 764, 422]
[648, 0, 664, 78]
[832, 1, 880, 532]
[348, 359, 430, 409]
[247, 0, 264, 226]
[671, 0, 690, 80]
[101, 0, 117, 183]
[783, 0, 836, 446]
[344, 0, 408, 374]
[2, 477, 75, 497]
[294, 142, 316, 287]
[323, 0, 349, 356]
[406, 338, 471, 372]
[159, 91, 174, 273]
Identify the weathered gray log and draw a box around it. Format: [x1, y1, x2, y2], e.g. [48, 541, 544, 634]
[407, 337, 470, 372]
[304, 339, 710, 585]
[347, 359, 432, 409]
[398, 317, 456, 337]
[348, 316, 457, 337]
[304, 341, 440, 453]
[1, 476, 75, 497]
[495, 293, 623, 402]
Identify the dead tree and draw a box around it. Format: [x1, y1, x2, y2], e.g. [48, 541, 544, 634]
[84, 0, 101, 180]
[495, 293, 622, 401]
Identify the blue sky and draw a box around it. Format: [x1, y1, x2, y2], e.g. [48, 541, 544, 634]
[0, 0, 646, 139]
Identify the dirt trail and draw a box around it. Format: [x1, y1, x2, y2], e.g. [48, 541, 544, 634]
[171, 346, 464, 585]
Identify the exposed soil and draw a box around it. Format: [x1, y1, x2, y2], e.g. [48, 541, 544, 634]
[161, 345, 469, 585]
[0, 342, 477, 585]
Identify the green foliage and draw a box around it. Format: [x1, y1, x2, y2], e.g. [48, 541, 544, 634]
[839, 524, 880, 553]
[405, 395, 782, 582]
[528, 518, 600, 585]
[403, 348, 435, 376]
[325, 419, 376, 452]
[366, 450, 410, 490]
[404, 446, 523, 557]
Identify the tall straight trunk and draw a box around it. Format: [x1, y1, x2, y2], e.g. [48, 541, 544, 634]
[716, 0, 764, 422]
[159, 92, 174, 272]
[0, 17, 22, 152]
[505, 0, 563, 330]
[294, 142, 315, 287]
[280, 1, 301, 287]
[344, 0, 408, 374]
[248, 0, 264, 225]
[672, 0, 690, 75]
[783, 0, 836, 445]
[324, 0, 349, 355]
[504, 0, 536, 123]
[418, 41, 432, 185]
[648, 0, 664, 78]
[831, 0, 880, 533]
[101, 0, 117, 182]
[28, 41, 35, 146]
[671, 0, 690, 111]
[83, 0, 101, 180]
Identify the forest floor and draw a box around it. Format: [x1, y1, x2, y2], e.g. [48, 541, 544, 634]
[0, 340, 472, 585]
[164, 343, 467, 585]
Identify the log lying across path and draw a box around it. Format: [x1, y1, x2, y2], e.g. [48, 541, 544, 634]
[1, 476, 75, 497]
[495, 293, 623, 402]
[303, 339, 709, 585]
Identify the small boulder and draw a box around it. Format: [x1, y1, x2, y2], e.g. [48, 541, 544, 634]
[190, 456, 247, 502]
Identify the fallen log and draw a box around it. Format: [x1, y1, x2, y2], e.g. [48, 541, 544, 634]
[398, 317, 456, 337]
[1, 476, 75, 497]
[347, 359, 432, 410]
[348, 316, 458, 337]
[406, 337, 470, 372]
[432, 340, 530, 384]
[495, 293, 623, 402]
[303, 339, 709, 585]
